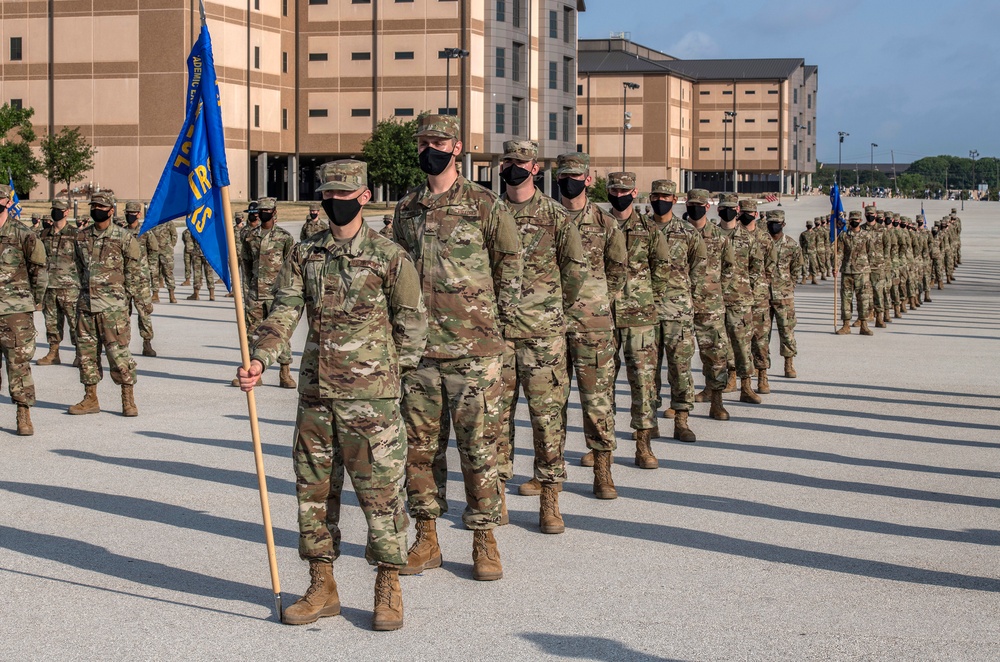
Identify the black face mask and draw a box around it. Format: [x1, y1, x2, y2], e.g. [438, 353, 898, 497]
[687, 205, 708, 221]
[258, 210, 275, 223]
[126, 213, 139, 225]
[891, 221, 899, 227]
[51, 209, 65, 223]
[419, 146, 453, 176]
[650, 200, 674, 217]
[718, 208, 738, 223]
[932, 230, 939, 237]
[558, 177, 587, 200]
[90, 208, 111, 223]
[500, 163, 532, 187]
[850, 221, 860, 229]
[767, 222, 784, 235]
[608, 193, 634, 212]
[322, 197, 362, 227]
[865, 215, 875, 223]
[309, 212, 319, 219]
[739, 212, 755, 226]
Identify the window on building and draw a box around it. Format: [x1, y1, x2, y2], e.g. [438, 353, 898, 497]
[793, 88, 798, 103]
[496, 47, 505, 78]
[254, 0, 259, 9]
[563, 7, 573, 43]
[699, 119, 709, 124]
[395, 51, 414, 60]
[10, 99, 22, 110]
[308, 53, 328, 61]
[309, 0, 329, 4]
[577, 84, 583, 96]
[352, 108, 371, 117]
[722, 147, 732, 152]
[496, 103, 505, 134]
[807, 120, 811, 135]
[576, 144, 583, 152]
[282, 108, 288, 130]
[282, 0, 288, 15]
[549, 112, 557, 141]
[793, 144, 798, 161]
[767, 118, 778, 123]
[700, 90, 710, 95]
[549, 61, 557, 90]
[681, 117, 685, 129]
[437, 107, 457, 116]
[352, 52, 371, 60]
[699, 147, 710, 152]
[577, 114, 583, 126]
[308, 109, 328, 117]
[563, 57, 572, 93]
[513, 0, 521, 27]
[395, 108, 415, 117]
[767, 89, 778, 95]
[254, 46, 260, 69]
[254, 105, 260, 127]
[807, 147, 811, 161]
[767, 147, 778, 152]
[722, 90, 732, 95]
[512, 97, 522, 135]
[745, 147, 755, 151]
[745, 118, 755, 123]
[745, 89, 756, 95]
[350, 0, 369, 3]
[807, 93, 812, 109]
[396, 0, 414, 3]
[512, 42, 523, 82]
[496, 0, 505, 21]
[282, 52, 288, 73]
[549, 10, 558, 38]
[563, 107, 571, 143]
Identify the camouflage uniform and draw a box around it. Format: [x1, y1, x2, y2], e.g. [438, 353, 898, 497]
[689, 190, 734, 393]
[250, 160, 427, 566]
[815, 220, 831, 277]
[393, 116, 523, 529]
[750, 222, 774, 371]
[75, 192, 145, 386]
[181, 224, 195, 283]
[300, 201, 328, 241]
[764, 210, 801, 360]
[39, 200, 79, 349]
[239, 197, 294, 366]
[379, 215, 394, 240]
[124, 203, 157, 342]
[498, 140, 586, 486]
[866, 208, 889, 324]
[720, 200, 764, 380]
[0, 185, 47, 409]
[151, 221, 178, 296]
[836, 211, 872, 324]
[558, 153, 626, 456]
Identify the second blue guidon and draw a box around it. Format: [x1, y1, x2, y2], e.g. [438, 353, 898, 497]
[829, 182, 844, 244]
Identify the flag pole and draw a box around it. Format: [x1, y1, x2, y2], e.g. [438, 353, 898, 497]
[221, 185, 282, 620]
[832, 212, 839, 332]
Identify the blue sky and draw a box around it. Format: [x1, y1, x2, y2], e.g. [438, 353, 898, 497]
[579, 0, 999, 165]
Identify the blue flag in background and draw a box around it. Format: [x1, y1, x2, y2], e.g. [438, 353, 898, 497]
[829, 182, 845, 244]
[6, 172, 22, 219]
[142, 24, 231, 289]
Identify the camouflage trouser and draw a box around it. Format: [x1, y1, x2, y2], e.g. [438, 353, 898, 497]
[294, 394, 408, 567]
[932, 258, 944, 285]
[870, 272, 886, 316]
[42, 287, 79, 346]
[614, 324, 658, 430]
[654, 319, 695, 413]
[192, 255, 215, 292]
[890, 268, 902, 305]
[498, 335, 569, 485]
[724, 305, 754, 379]
[944, 252, 955, 279]
[840, 274, 868, 323]
[565, 330, 616, 453]
[402, 354, 502, 529]
[0, 312, 37, 407]
[246, 298, 291, 365]
[77, 309, 137, 386]
[921, 263, 931, 294]
[750, 300, 772, 371]
[768, 299, 797, 358]
[156, 250, 176, 291]
[693, 310, 730, 391]
[183, 248, 194, 281]
[127, 296, 154, 341]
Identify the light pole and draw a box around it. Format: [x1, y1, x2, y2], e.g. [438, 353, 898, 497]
[793, 119, 801, 200]
[837, 131, 849, 188]
[870, 143, 878, 197]
[439, 48, 470, 116]
[722, 112, 729, 191]
[622, 82, 639, 171]
[725, 110, 737, 192]
[970, 149, 979, 201]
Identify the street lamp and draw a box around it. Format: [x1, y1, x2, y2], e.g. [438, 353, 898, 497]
[725, 111, 737, 192]
[622, 81, 639, 171]
[870, 143, 878, 197]
[837, 131, 849, 188]
[793, 119, 801, 201]
[439, 48, 470, 116]
[970, 149, 979, 201]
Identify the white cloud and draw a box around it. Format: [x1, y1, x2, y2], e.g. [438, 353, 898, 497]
[667, 31, 721, 59]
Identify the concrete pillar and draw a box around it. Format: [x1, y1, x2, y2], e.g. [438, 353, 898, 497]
[375, 184, 384, 204]
[542, 161, 552, 197]
[464, 153, 473, 185]
[779, 169, 785, 194]
[491, 155, 500, 194]
[256, 152, 268, 199]
[287, 154, 298, 202]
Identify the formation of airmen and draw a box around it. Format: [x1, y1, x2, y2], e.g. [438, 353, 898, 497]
[0, 113, 964, 631]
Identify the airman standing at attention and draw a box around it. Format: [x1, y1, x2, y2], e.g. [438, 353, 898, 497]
[37, 199, 79, 367]
[379, 214, 394, 239]
[300, 201, 328, 241]
[764, 210, 801, 378]
[835, 211, 873, 335]
[187, 229, 217, 302]
[800, 220, 817, 284]
[151, 215, 178, 304]
[124, 202, 159, 357]
[749, 203, 774, 394]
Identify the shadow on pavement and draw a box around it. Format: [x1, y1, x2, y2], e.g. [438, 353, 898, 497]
[519, 632, 684, 662]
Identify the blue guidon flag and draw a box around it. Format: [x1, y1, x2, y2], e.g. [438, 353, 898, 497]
[829, 182, 845, 244]
[141, 23, 231, 289]
[6, 171, 22, 219]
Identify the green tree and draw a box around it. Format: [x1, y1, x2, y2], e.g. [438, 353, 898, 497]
[361, 117, 425, 200]
[0, 104, 43, 197]
[587, 176, 608, 202]
[40, 126, 96, 204]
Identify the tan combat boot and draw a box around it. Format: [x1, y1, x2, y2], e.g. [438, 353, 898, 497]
[634, 428, 658, 469]
[499, 488, 509, 526]
[472, 529, 503, 581]
[209, 289, 216, 301]
[16, 404, 33, 436]
[518, 477, 561, 496]
[399, 519, 442, 576]
[579, 450, 595, 467]
[693, 387, 710, 403]
[539, 483, 565, 534]
[151, 290, 160, 303]
[662, 408, 676, 420]
[282, 561, 340, 625]
[592, 450, 618, 499]
[372, 565, 403, 631]
[68, 385, 100, 415]
[182, 278, 191, 286]
[835, 322, 851, 335]
[893, 304, 903, 319]
[739, 378, 762, 404]
[186, 288, 200, 301]
[784, 357, 797, 378]
[811, 275, 817, 284]
[121, 384, 138, 417]
[936, 281, 943, 291]
[924, 291, 932, 303]
[225, 291, 234, 298]
[851, 318, 862, 328]
[37, 343, 61, 366]
[709, 389, 729, 421]
[859, 320, 874, 336]
[724, 369, 737, 393]
[673, 410, 696, 443]
[874, 312, 886, 328]
[168, 290, 177, 303]
[278, 364, 296, 389]
[757, 369, 770, 394]
[142, 340, 156, 357]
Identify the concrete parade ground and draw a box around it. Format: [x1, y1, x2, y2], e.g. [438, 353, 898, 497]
[0, 196, 997, 661]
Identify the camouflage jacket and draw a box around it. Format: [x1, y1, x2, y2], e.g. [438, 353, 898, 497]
[40, 225, 80, 290]
[182, 228, 194, 251]
[898, 230, 914, 265]
[692, 220, 733, 315]
[152, 222, 178, 252]
[836, 229, 870, 275]
[812, 226, 829, 254]
[378, 224, 394, 240]
[251, 226, 427, 400]
[766, 234, 802, 301]
[614, 209, 671, 328]
[127, 225, 159, 281]
[887, 227, 901, 269]
[917, 230, 931, 262]
[300, 216, 329, 242]
[798, 230, 812, 255]
[751, 226, 773, 302]
[75, 222, 146, 313]
[394, 175, 523, 358]
[240, 224, 294, 301]
[0, 219, 47, 313]
[654, 217, 705, 322]
[720, 223, 763, 309]
[564, 201, 626, 333]
[929, 235, 942, 260]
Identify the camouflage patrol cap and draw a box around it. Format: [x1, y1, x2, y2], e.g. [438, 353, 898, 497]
[607, 172, 637, 191]
[257, 197, 277, 211]
[556, 152, 589, 176]
[651, 180, 678, 196]
[950, 207, 957, 213]
[848, 210, 862, 220]
[31, 213, 39, 221]
[0, 184, 12, 199]
[317, 159, 368, 192]
[502, 140, 538, 161]
[234, 212, 245, 221]
[308, 201, 321, 212]
[718, 192, 739, 209]
[415, 114, 460, 140]
[864, 204, 876, 212]
[383, 214, 393, 225]
[90, 191, 115, 207]
[125, 201, 142, 213]
[766, 210, 785, 222]
[739, 198, 757, 212]
[41, 214, 52, 222]
[51, 199, 69, 211]
[806, 220, 814, 228]
[685, 189, 711, 204]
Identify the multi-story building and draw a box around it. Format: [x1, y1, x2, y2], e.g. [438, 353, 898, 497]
[0, 0, 586, 202]
[578, 38, 818, 196]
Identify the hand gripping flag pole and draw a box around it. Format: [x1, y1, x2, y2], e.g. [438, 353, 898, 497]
[140, 3, 281, 620]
